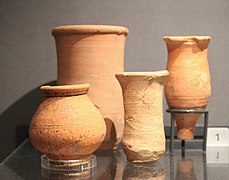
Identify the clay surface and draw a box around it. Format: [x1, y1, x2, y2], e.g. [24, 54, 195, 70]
[116, 70, 169, 162]
[29, 84, 106, 160]
[52, 25, 128, 151]
[163, 36, 211, 140]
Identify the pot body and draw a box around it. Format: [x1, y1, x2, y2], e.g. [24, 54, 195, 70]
[116, 71, 169, 162]
[163, 36, 211, 140]
[29, 84, 106, 160]
[52, 25, 128, 151]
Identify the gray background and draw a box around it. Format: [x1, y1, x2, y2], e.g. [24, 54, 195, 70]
[0, 0, 228, 161]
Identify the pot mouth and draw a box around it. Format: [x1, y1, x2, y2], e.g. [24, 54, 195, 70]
[115, 70, 169, 78]
[52, 25, 128, 36]
[40, 83, 89, 97]
[163, 36, 211, 43]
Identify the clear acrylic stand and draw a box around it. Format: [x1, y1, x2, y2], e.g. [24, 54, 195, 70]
[41, 154, 97, 179]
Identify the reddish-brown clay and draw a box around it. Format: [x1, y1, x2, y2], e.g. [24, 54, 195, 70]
[29, 84, 106, 160]
[52, 25, 128, 151]
[116, 70, 169, 162]
[175, 159, 197, 180]
[163, 36, 211, 140]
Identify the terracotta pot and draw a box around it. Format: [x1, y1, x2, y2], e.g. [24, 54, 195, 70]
[163, 36, 211, 140]
[115, 70, 169, 162]
[29, 84, 106, 160]
[52, 25, 128, 151]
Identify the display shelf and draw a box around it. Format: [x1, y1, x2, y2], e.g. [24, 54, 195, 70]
[0, 139, 229, 179]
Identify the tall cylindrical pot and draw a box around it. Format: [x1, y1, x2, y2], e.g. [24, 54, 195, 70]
[163, 36, 211, 140]
[52, 25, 128, 150]
[116, 70, 169, 162]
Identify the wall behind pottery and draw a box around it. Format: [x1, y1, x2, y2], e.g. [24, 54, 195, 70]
[0, 0, 228, 161]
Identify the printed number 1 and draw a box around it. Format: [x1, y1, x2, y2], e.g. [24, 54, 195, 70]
[216, 152, 219, 160]
[216, 133, 220, 141]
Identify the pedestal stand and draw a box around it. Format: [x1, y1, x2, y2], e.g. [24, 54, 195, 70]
[166, 109, 209, 154]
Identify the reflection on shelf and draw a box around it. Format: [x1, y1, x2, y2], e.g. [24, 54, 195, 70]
[96, 149, 125, 180]
[207, 147, 229, 164]
[170, 151, 207, 180]
[123, 161, 165, 180]
[175, 159, 197, 180]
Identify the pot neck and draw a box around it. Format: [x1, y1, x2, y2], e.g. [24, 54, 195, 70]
[115, 70, 169, 80]
[40, 84, 89, 97]
[164, 36, 210, 45]
[163, 36, 211, 51]
[52, 25, 129, 36]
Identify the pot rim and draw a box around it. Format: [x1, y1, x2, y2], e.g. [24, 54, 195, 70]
[52, 25, 128, 36]
[115, 70, 169, 77]
[40, 83, 89, 97]
[163, 36, 211, 42]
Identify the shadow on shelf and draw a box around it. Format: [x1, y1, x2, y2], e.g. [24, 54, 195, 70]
[0, 80, 56, 162]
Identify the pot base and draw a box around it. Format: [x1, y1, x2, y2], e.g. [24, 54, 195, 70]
[41, 154, 97, 173]
[176, 114, 199, 140]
